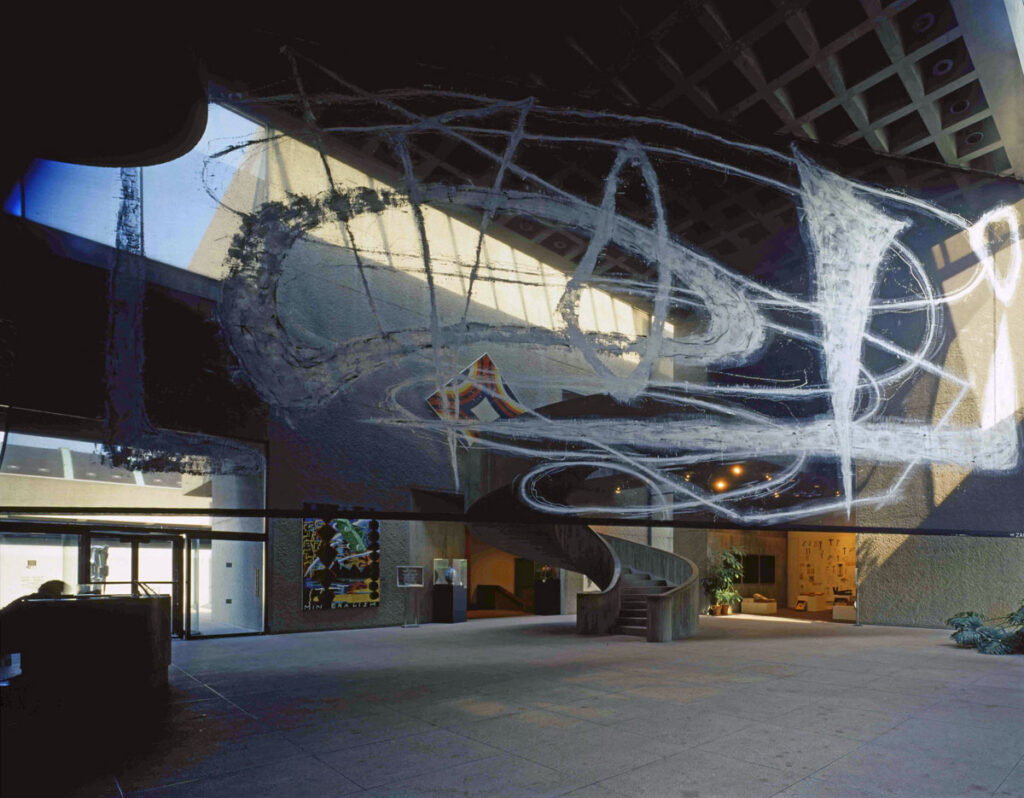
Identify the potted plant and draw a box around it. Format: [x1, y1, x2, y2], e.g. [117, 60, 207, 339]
[701, 547, 743, 615]
[714, 586, 743, 615]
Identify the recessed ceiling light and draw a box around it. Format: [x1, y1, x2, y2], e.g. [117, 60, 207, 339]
[912, 12, 936, 34]
[948, 98, 970, 115]
[964, 130, 984, 146]
[38, 467, 50, 472]
[932, 58, 954, 78]
[713, 479, 729, 492]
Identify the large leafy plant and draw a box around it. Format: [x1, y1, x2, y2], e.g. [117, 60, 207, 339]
[701, 547, 744, 611]
[946, 601, 1024, 655]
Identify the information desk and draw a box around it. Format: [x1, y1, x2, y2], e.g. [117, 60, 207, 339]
[0, 593, 171, 698]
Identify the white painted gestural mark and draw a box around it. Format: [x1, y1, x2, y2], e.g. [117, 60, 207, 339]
[213, 77, 1023, 523]
[795, 153, 909, 517]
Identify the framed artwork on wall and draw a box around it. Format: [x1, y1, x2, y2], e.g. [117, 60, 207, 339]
[396, 566, 424, 588]
[302, 518, 381, 610]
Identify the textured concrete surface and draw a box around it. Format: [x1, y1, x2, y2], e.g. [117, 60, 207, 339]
[858, 534, 1024, 627]
[44, 613, 1024, 797]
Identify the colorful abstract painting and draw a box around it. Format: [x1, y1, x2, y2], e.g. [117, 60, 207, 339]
[426, 353, 527, 443]
[302, 518, 381, 609]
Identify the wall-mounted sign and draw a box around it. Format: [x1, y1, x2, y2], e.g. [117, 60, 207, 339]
[302, 518, 381, 610]
[396, 566, 424, 588]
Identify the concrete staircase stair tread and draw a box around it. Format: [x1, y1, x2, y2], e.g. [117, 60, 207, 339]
[613, 625, 647, 636]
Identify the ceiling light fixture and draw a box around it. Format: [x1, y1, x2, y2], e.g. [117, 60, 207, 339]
[949, 98, 971, 115]
[912, 12, 936, 34]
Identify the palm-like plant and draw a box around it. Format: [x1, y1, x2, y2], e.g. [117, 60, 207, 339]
[946, 601, 1024, 655]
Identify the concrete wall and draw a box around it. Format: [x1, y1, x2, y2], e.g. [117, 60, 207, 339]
[561, 568, 583, 614]
[857, 534, 1024, 628]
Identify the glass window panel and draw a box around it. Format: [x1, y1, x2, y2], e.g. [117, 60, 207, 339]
[0, 431, 263, 525]
[741, 554, 758, 584]
[21, 159, 121, 247]
[88, 537, 132, 595]
[0, 532, 78, 610]
[137, 539, 174, 589]
[7, 103, 262, 273]
[143, 104, 263, 270]
[4, 180, 22, 216]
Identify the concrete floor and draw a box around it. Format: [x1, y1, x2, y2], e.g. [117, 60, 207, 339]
[74, 614, 1024, 797]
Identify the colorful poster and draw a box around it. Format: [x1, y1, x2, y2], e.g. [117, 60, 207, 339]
[302, 518, 381, 610]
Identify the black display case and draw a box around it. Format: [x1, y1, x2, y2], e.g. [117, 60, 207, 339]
[433, 583, 467, 623]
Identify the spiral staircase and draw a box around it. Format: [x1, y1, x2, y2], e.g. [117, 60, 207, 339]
[467, 482, 701, 643]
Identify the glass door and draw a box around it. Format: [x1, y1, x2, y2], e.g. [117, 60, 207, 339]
[89, 531, 184, 637]
[87, 536, 133, 595]
[188, 537, 263, 636]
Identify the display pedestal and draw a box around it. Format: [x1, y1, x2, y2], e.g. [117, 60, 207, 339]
[535, 580, 561, 615]
[401, 588, 422, 628]
[740, 598, 777, 615]
[795, 593, 828, 612]
[433, 584, 467, 623]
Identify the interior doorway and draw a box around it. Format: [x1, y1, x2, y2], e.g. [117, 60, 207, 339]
[710, 529, 857, 622]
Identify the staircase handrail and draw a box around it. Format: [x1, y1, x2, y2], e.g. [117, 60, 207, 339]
[559, 523, 622, 636]
[599, 535, 700, 642]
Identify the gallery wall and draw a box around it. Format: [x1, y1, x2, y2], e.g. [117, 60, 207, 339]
[786, 531, 857, 610]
